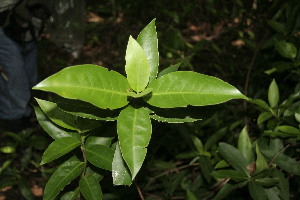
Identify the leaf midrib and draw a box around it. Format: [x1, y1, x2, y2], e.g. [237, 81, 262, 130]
[39, 85, 127, 96]
[45, 162, 83, 200]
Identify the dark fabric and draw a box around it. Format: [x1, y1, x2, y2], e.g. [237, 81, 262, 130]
[0, 11, 9, 26]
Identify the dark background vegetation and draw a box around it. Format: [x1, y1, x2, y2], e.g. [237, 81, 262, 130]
[1, 0, 299, 199]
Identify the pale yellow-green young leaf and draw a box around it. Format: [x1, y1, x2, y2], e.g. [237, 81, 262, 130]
[125, 36, 150, 92]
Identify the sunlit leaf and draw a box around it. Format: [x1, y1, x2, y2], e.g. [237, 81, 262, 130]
[85, 144, 114, 171]
[238, 126, 253, 163]
[125, 36, 150, 92]
[44, 159, 84, 200]
[268, 79, 279, 108]
[117, 105, 152, 179]
[112, 143, 132, 186]
[219, 142, 250, 177]
[79, 175, 103, 200]
[137, 19, 159, 82]
[41, 137, 81, 165]
[33, 64, 129, 109]
[145, 71, 247, 108]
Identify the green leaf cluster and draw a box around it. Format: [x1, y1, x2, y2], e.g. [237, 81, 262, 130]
[33, 19, 247, 199]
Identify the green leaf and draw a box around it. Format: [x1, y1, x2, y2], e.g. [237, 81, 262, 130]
[60, 188, 80, 200]
[276, 125, 300, 135]
[255, 144, 268, 174]
[150, 114, 200, 123]
[265, 187, 281, 200]
[158, 63, 181, 78]
[267, 20, 285, 33]
[191, 135, 204, 154]
[85, 144, 114, 171]
[33, 64, 129, 109]
[43, 159, 85, 200]
[127, 88, 153, 98]
[248, 99, 270, 111]
[275, 170, 289, 200]
[255, 178, 279, 186]
[238, 126, 253, 163]
[56, 98, 119, 121]
[112, 143, 132, 186]
[274, 40, 297, 59]
[85, 136, 114, 148]
[18, 178, 34, 200]
[36, 98, 100, 132]
[274, 154, 300, 175]
[117, 105, 152, 179]
[145, 71, 247, 108]
[214, 183, 235, 200]
[268, 79, 279, 108]
[248, 181, 268, 200]
[125, 36, 150, 92]
[34, 106, 78, 139]
[41, 137, 81, 165]
[137, 19, 159, 82]
[257, 112, 273, 124]
[79, 175, 103, 200]
[219, 142, 250, 177]
[186, 190, 198, 200]
[214, 160, 229, 169]
[212, 170, 249, 182]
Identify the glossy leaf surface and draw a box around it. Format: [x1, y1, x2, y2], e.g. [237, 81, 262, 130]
[79, 175, 103, 200]
[44, 159, 84, 200]
[125, 36, 150, 92]
[219, 142, 250, 177]
[117, 105, 152, 179]
[85, 144, 114, 171]
[146, 71, 247, 108]
[41, 137, 81, 165]
[238, 126, 253, 163]
[137, 19, 159, 82]
[36, 98, 100, 132]
[33, 65, 129, 109]
[112, 143, 132, 186]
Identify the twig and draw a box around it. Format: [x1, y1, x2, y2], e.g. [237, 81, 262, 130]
[135, 182, 145, 200]
[268, 144, 291, 168]
[145, 163, 199, 189]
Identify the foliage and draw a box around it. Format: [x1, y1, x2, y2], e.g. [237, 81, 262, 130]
[33, 19, 247, 199]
